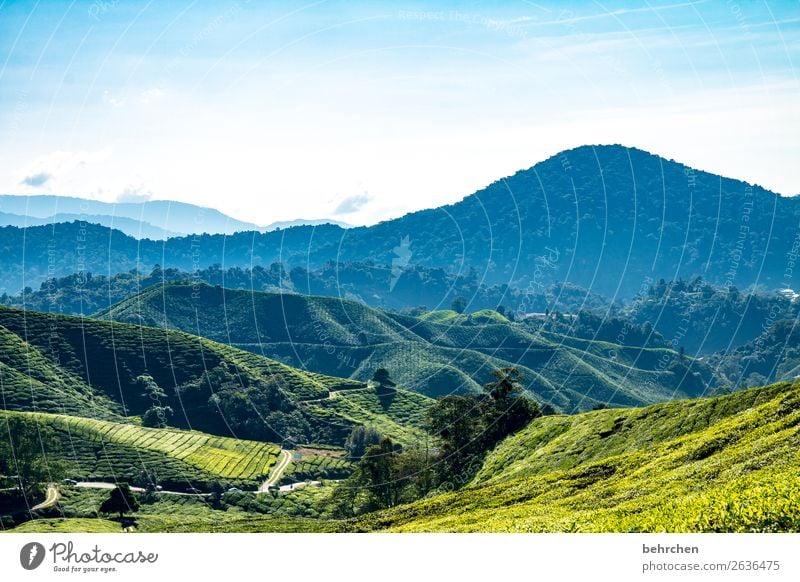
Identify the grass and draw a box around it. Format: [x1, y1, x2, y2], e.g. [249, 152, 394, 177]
[10, 518, 124, 533]
[419, 309, 510, 325]
[349, 382, 800, 532]
[282, 449, 352, 482]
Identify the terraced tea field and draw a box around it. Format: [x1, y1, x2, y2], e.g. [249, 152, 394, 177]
[0, 411, 281, 488]
[299, 387, 432, 446]
[283, 447, 352, 482]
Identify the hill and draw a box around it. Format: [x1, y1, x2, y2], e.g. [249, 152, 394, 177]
[0, 410, 281, 490]
[625, 278, 800, 356]
[0, 306, 430, 446]
[711, 319, 800, 389]
[1, 262, 609, 317]
[0, 210, 174, 239]
[97, 283, 716, 411]
[352, 381, 800, 532]
[1, 146, 797, 297]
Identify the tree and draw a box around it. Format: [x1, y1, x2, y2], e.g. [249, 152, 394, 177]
[344, 425, 383, 460]
[483, 367, 524, 400]
[208, 479, 227, 509]
[358, 438, 396, 509]
[142, 406, 173, 428]
[426, 368, 545, 489]
[0, 416, 64, 496]
[99, 483, 140, 520]
[480, 368, 543, 447]
[426, 395, 481, 479]
[451, 296, 467, 314]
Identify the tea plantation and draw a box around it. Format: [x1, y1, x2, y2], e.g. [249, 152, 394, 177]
[99, 283, 714, 410]
[350, 382, 800, 532]
[0, 410, 280, 489]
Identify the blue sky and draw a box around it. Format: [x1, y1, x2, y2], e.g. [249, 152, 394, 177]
[0, 0, 798, 225]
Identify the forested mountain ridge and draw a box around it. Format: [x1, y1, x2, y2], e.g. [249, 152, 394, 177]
[1, 145, 796, 297]
[1, 263, 609, 316]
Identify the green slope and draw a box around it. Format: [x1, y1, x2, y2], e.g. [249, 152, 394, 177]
[351, 382, 800, 532]
[0, 306, 429, 446]
[98, 283, 715, 412]
[0, 410, 281, 489]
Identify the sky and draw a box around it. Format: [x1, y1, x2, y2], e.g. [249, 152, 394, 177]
[0, 0, 798, 227]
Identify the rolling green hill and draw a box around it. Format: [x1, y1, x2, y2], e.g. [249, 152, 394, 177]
[0, 306, 430, 446]
[351, 381, 800, 532]
[98, 283, 715, 412]
[0, 410, 281, 489]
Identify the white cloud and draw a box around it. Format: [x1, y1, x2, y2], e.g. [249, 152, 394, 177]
[102, 90, 126, 108]
[20, 172, 53, 188]
[138, 88, 163, 104]
[102, 88, 163, 108]
[17, 148, 113, 192]
[333, 192, 372, 215]
[116, 184, 153, 203]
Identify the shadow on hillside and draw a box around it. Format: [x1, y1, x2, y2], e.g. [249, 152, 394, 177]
[377, 388, 397, 410]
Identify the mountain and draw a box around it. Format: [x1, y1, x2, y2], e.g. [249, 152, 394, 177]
[1, 146, 797, 297]
[0, 220, 345, 294]
[0, 194, 260, 236]
[97, 283, 716, 411]
[0, 305, 431, 446]
[351, 381, 800, 532]
[0, 210, 174, 239]
[330, 144, 798, 296]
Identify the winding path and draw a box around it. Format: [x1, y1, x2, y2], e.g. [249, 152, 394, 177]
[74, 482, 207, 496]
[259, 449, 291, 492]
[31, 483, 59, 510]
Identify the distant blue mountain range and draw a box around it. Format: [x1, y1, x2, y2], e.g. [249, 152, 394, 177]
[0, 195, 348, 238]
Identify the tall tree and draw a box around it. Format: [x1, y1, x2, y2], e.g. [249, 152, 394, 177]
[480, 367, 543, 447]
[0, 416, 64, 496]
[426, 395, 481, 479]
[359, 438, 397, 510]
[344, 425, 383, 460]
[451, 296, 467, 314]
